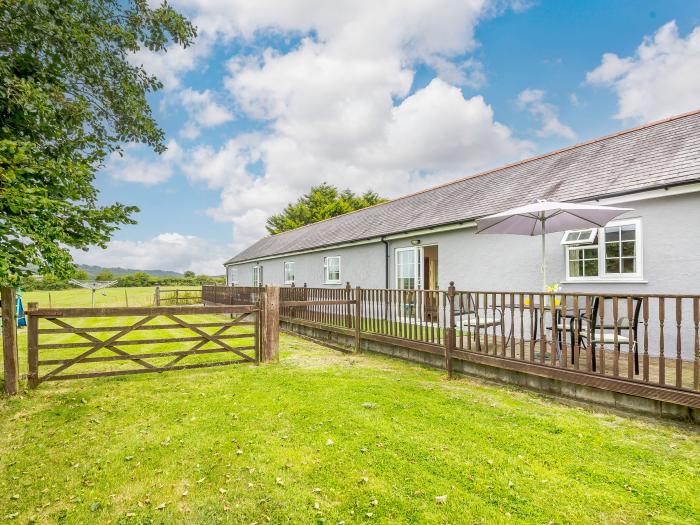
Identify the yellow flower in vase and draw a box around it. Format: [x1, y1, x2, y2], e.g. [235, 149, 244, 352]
[545, 283, 561, 307]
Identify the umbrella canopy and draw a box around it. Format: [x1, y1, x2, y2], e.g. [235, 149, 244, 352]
[477, 201, 632, 235]
[476, 200, 632, 289]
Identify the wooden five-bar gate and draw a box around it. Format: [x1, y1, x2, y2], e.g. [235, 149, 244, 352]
[25, 303, 260, 386]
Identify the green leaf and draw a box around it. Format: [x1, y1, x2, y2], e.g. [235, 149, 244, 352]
[0, 1, 195, 285]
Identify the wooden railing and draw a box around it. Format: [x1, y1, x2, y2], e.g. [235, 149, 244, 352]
[200, 283, 700, 407]
[202, 285, 261, 306]
[359, 288, 449, 346]
[450, 290, 699, 393]
[155, 287, 202, 306]
[280, 285, 357, 329]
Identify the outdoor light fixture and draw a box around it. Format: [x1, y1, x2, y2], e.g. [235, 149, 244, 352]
[411, 239, 421, 246]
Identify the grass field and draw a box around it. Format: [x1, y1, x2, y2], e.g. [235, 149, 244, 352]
[21, 286, 180, 308]
[1, 289, 699, 524]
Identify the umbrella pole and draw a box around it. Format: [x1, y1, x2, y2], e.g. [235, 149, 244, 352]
[541, 220, 547, 291]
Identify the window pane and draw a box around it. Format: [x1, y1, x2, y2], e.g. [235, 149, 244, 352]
[399, 277, 415, 289]
[584, 260, 599, 276]
[602, 222, 638, 276]
[605, 227, 620, 242]
[583, 248, 598, 259]
[569, 260, 580, 277]
[396, 249, 418, 285]
[605, 258, 619, 273]
[569, 246, 600, 277]
[620, 225, 636, 241]
[326, 257, 340, 281]
[605, 242, 620, 258]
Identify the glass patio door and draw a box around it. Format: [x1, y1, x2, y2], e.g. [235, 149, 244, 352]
[395, 247, 423, 290]
[395, 247, 423, 321]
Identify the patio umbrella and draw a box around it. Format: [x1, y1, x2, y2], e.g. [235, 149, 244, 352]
[476, 200, 632, 290]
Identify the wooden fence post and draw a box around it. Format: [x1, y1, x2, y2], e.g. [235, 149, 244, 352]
[345, 282, 352, 328]
[303, 283, 308, 318]
[154, 286, 161, 306]
[446, 281, 456, 379]
[27, 302, 39, 389]
[1, 287, 19, 395]
[260, 285, 280, 363]
[290, 282, 296, 319]
[355, 286, 362, 353]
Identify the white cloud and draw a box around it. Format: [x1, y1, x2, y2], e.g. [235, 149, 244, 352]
[107, 139, 183, 185]
[130, 37, 213, 90]
[586, 21, 700, 122]
[517, 89, 576, 140]
[71, 233, 230, 275]
[136, 1, 533, 254]
[180, 121, 201, 140]
[179, 88, 234, 127]
[427, 56, 486, 88]
[175, 0, 493, 56]
[183, 77, 531, 253]
[177, 88, 234, 139]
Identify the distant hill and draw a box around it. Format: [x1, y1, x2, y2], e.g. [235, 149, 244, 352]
[78, 264, 183, 278]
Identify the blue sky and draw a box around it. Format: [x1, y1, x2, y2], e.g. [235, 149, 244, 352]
[75, 0, 700, 274]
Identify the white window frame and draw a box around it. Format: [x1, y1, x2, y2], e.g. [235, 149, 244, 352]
[227, 266, 239, 285]
[323, 256, 341, 285]
[252, 265, 263, 287]
[560, 228, 598, 246]
[395, 246, 424, 290]
[565, 218, 643, 282]
[284, 261, 295, 285]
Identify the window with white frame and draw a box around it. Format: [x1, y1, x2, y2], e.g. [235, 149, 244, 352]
[284, 261, 295, 284]
[227, 266, 239, 285]
[253, 265, 263, 287]
[324, 256, 341, 284]
[395, 247, 422, 289]
[564, 218, 642, 281]
[561, 228, 597, 245]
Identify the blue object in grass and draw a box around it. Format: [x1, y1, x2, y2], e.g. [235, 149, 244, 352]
[16, 288, 26, 328]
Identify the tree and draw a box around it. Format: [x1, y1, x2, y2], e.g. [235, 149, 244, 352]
[183, 270, 195, 278]
[72, 269, 90, 281]
[0, 0, 196, 285]
[116, 272, 150, 287]
[95, 269, 116, 281]
[266, 183, 385, 234]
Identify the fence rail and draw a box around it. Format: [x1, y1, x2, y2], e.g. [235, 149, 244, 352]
[449, 290, 699, 393]
[280, 286, 357, 328]
[202, 284, 700, 408]
[202, 285, 260, 306]
[155, 287, 202, 306]
[26, 303, 260, 385]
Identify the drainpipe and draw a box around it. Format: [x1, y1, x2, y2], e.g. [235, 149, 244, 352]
[381, 237, 390, 288]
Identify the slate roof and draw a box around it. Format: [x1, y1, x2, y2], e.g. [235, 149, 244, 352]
[228, 110, 700, 264]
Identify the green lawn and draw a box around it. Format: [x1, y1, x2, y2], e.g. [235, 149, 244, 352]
[1, 290, 699, 523]
[21, 286, 176, 308]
